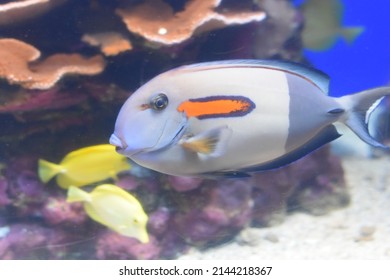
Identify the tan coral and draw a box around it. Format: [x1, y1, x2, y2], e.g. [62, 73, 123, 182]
[0, 38, 105, 90]
[116, 0, 266, 45]
[0, 0, 66, 26]
[82, 32, 133, 56]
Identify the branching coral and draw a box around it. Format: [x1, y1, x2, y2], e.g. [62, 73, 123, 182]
[0, 38, 105, 90]
[116, 0, 266, 45]
[82, 32, 133, 56]
[0, 0, 66, 26]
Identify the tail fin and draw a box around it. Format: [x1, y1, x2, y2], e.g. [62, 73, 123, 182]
[337, 87, 390, 149]
[339, 27, 365, 44]
[38, 159, 66, 183]
[67, 186, 91, 203]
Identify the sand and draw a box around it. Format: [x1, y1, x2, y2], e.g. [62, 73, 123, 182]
[179, 156, 390, 259]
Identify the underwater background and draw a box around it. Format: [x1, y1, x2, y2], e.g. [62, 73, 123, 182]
[293, 0, 390, 95]
[1, 0, 390, 260]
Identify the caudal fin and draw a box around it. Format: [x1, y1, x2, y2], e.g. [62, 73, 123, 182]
[38, 159, 66, 183]
[337, 87, 390, 149]
[339, 27, 365, 44]
[67, 186, 91, 203]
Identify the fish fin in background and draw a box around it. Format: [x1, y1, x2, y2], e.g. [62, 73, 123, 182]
[180, 126, 232, 157]
[38, 159, 66, 183]
[339, 27, 365, 44]
[66, 186, 91, 203]
[241, 125, 341, 172]
[337, 87, 390, 149]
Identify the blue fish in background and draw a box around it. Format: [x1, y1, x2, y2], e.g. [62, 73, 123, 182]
[110, 60, 390, 178]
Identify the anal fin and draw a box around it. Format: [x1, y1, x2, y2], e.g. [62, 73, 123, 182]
[241, 125, 341, 172]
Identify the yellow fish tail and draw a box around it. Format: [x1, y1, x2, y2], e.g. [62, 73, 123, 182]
[339, 27, 364, 44]
[38, 159, 66, 183]
[67, 186, 92, 203]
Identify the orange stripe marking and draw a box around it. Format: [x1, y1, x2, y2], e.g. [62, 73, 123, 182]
[177, 96, 255, 119]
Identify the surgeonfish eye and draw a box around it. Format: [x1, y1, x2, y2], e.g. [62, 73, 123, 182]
[150, 93, 169, 111]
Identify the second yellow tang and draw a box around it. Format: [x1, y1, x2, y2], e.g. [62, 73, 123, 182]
[38, 144, 130, 188]
[67, 184, 149, 243]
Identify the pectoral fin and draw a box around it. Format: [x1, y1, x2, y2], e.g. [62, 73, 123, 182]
[180, 126, 232, 157]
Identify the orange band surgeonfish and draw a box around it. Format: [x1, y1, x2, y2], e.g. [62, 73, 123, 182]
[110, 59, 390, 178]
[177, 96, 256, 119]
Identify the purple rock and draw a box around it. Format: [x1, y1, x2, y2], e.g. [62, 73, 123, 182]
[167, 176, 203, 192]
[96, 231, 161, 260]
[158, 230, 189, 259]
[251, 146, 348, 225]
[0, 223, 80, 259]
[251, 169, 293, 226]
[0, 178, 10, 207]
[4, 157, 47, 216]
[41, 196, 87, 226]
[147, 207, 170, 237]
[115, 174, 139, 191]
[172, 179, 253, 246]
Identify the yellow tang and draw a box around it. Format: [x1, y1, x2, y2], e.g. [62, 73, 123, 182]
[67, 184, 149, 243]
[38, 144, 130, 188]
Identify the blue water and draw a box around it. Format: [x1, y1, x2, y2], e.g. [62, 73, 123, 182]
[294, 0, 390, 96]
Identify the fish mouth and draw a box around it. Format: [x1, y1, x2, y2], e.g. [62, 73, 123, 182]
[110, 118, 187, 156]
[109, 134, 127, 153]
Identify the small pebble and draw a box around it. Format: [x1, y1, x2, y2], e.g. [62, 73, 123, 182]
[236, 228, 260, 246]
[264, 233, 279, 243]
[0, 226, 10, 238]
[354, 225, 376, 242]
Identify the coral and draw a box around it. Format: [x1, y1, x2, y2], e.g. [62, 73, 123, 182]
[0, 178, 10, 207]
[0, 0, 67, 27]
[0, 81, 129, 143]
[172, 179, 253, 246]
[4, 156, 47, 216]
[251, 146, 348, 226]
[0, 223, 79, 259]
[115, 174, 139, 191]
[290, 147, 349, 216]
[41, 197, 87, 226]
[147, 207, 171, 237]
[0, 145, 348, 260]
[95, 231, 161, 260]
[0, 87, 88, 113]
[116, 0, 266, 46]
[82, 32, 133, 56]
[166, 176, 203, 192]
[0, 38, 105, 90]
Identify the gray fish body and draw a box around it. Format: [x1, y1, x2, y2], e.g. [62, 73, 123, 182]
[110, 60, 390, 177]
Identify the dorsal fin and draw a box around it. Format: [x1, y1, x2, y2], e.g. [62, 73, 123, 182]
[175, 59, 330, 94]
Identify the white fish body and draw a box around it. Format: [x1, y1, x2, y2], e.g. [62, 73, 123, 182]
[110, 60, 390, 177]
